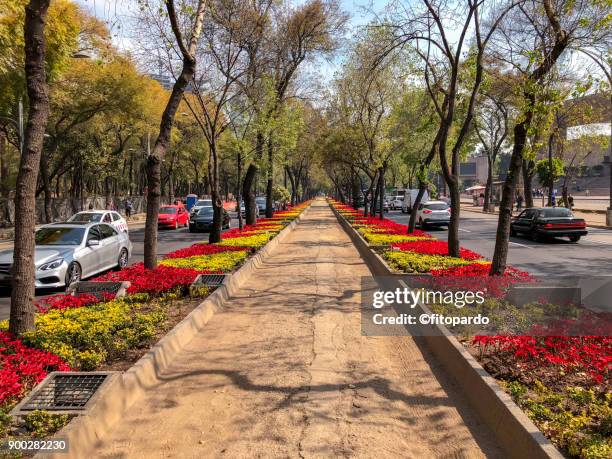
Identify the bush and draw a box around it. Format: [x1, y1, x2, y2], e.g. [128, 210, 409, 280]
[160, 250, 249, 272]
[21, 296, 166, 370]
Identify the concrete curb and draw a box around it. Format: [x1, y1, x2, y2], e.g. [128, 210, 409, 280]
[39, 205, 312, 459]
[330, 204, 563, 459]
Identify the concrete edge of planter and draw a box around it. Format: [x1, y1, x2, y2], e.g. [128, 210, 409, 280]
[329, 203, 563, 459]
[38, 204, 312, 459]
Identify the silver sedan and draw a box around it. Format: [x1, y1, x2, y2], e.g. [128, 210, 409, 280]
[0, 222, 132, 289]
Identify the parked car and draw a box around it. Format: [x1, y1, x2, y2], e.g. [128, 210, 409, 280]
[189, 207, 231, 232]
[510, 207, 587, 242]
[157, 205, 189, 229]
[68, 210, 128, 233]
[240, 201, 260, 219]
[402, 189, 430, 213]
[190, 199, 213, 215]
[255, 196, 269, 214]
[0, 222, 132, 289]
[390, 197, 403, 210]
[416, 200, 451, 228]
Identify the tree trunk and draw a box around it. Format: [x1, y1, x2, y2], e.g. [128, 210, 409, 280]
[208, 142, 223, 243]
[236, 151, 243, 230]
[447, 181, 460, 257]
[265, 135, 274, 218]
[483, 156, 493, 212]
[242, 132, 262, 225]
[547, 134, 554, 206]
[408, 186, 426, 233]
[522, 159, 534, 208]
[351, 170, 360, 210]
[10, 0, 51, 335]
[378, 164, 385, 220]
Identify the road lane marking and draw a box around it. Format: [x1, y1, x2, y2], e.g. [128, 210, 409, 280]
[509, 241, 532, 248]
[458, 228, 472, 232]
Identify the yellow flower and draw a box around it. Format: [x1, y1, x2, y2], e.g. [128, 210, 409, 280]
[160, 250, 249, 272]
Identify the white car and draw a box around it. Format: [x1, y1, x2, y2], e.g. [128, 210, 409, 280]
[416, 200, 451, 228]
[190, 199, 213, 215]
[390, 198, 403, 210]
[68, 210, 129, 233]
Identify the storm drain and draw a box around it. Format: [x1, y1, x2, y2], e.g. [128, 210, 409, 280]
[196, 274, 227, 287]
[11, 371, 117, 415]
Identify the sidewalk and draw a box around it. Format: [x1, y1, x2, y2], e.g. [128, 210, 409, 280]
[93, 199, 499, 458]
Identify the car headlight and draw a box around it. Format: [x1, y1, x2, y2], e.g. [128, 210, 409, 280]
[38, 258, 64, 271]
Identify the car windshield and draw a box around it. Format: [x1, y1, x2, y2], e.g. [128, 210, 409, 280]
[425, 203, 449, 211]
[36, 227, 85, 246]
[539, 208, 573, 218]
[160, 207, 177, 214]
[68, 212, 102, 223]
[196, 200, 211, 206]
[197, 207, 214, 215]
[256, 198, 266, 204]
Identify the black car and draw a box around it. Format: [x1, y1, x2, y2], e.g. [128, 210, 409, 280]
[510, 207, 588, 242]
[189, 207, 231, 232]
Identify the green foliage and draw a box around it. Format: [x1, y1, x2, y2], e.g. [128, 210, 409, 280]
[272, 185, 291, 208]
[535, 157, 564, 186]
[23, 411, 69, 438]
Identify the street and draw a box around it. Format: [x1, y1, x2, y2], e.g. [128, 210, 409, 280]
[386, 209, 612, 277]
[0, 217, 238, 321]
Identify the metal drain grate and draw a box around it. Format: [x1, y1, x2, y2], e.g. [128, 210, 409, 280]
[196, 274, 227, 287]
[11, 372, 117, 415]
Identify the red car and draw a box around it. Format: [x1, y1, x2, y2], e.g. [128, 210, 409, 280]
[157, 205, 189, 229]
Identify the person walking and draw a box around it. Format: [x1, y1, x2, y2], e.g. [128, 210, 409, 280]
[516, 193, 523, 211]
[551, 190, 557, 207]
[125, 198, 133, 218]
[568, 194, 574, 210]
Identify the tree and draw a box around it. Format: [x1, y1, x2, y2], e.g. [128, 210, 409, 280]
[9, 0, 52, 335]
[490, 0, 611, 275]
[382, 0, 518, 256]
[140, 0, 207, 269]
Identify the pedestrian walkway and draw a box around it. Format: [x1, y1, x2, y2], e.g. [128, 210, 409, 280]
[94, 199, 500, 458]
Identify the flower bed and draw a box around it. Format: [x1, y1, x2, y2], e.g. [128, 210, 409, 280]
[385, 251, 484, 273]
[327, 198, 610, 458]
[160, 250, 249, 272]
[0, 332, 70, 405]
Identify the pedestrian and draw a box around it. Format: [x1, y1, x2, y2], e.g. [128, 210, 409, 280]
[568, 194, 574, 210]
[88, 202, 94, 210]
[516, 193, 523, 211]
[125, 198, 133, 218]
[551, 190, 557, 207]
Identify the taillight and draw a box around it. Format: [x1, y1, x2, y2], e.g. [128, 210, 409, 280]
[423, 209, 432, 214]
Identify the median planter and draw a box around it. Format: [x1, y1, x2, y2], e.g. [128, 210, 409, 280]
[329, 199, 563, 459]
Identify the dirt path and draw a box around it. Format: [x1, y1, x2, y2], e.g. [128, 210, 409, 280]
[94, 199, 502, 458]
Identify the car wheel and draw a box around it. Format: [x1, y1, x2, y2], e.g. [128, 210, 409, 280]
[419, 217, 426, 229]
[510, 226, 517, 237]
[65, 262, 81, 286]
[569, 235, 581, 242]
[116, 248, 129, 271]
[174, 220, 179, 230]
